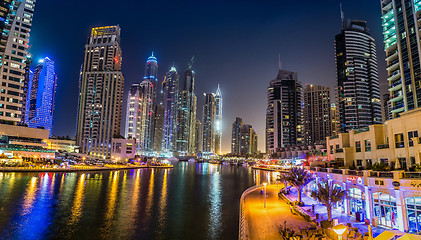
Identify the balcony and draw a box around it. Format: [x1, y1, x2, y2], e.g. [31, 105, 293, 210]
[335, 148, 344, 153]
[330, 135, 339, 140]
[370, 171, 393, 178]
[319, 168, 328, 172]
[403, 172, 421, 179]
[331, 169, 343, 174]
[347, 170, 363, 176]
[354, 127, 369, 134]
[377, 144, 389, 149]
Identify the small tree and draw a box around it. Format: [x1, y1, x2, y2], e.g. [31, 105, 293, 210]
[311, 180, 346, 221]
[277, 173, 289, 193]
[285, 167, 313, 204]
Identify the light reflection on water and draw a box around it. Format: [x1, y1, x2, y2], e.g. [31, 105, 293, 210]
[0, 162, 257, 239]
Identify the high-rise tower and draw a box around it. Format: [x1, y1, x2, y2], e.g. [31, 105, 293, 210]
[380, 0, 421, 118]
[303, 85, 332, 145]
[214, 84, 223, 154]
[0, 0, 36, 125]
[25, 57, 57, 136]
[161, 66, 179, 153]
[176, 59, 197, 155]
[231, 117, 243, 155]
[202, 93, 216, 154]
[335, 16, 382, 132]
[266, 69, 303, 154]
[76, 26, 124, 158]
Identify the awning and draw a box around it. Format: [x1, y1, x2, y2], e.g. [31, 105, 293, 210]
[374, 230, 405, 240]
[398, 234, 421, 240]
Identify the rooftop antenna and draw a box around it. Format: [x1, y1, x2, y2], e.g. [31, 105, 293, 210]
[278, 53, 282, 70]
[340, 3, 344, 29]
[189, 56, 195, 69]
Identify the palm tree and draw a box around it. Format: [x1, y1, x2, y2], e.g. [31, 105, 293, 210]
[310, 180, 346, 221]
[285, 167, 312, 204]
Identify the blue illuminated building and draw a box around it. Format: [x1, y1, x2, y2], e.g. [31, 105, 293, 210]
[25, 57, 57, 136]
[161, 66, 179, 153]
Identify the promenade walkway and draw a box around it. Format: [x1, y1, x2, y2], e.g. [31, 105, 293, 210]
[243, 184, 313, 240]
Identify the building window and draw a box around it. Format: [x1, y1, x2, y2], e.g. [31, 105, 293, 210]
[408, 131, 419, 147]
[356, 141, 361, 152]
[365, 139, 371, 152]
[395, 133, 404, 148]
[330, 145, 333, 154]
[366, 159, 372, 167]
[405, 197, 421, 233]
[373, 192, 397, 229]
[349, 188, 364, 216]
[356, 159, 362, 167]
[336, 144, 339, 149]
[381, 158, 388, 165]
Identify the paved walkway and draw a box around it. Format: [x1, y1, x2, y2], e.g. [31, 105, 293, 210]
[243, 184, 313, 240]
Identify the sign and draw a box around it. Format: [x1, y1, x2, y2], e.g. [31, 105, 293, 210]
[392, 181, 400, 187]
[346, 176, 363, 185]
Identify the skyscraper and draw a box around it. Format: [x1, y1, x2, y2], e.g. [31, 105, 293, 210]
[161, 66, 179, 153]
[76, 26, 124, 158]
[383, 93, 391, 122]
[303, 85, 332, 145]
[266, 69, 303, 154]
[380, 0, 421, 118]
[176, 60, 196, 155]
[335, 16, 382, 132]
[231, 117, 243, 155]
[214, 84, 223, 154]
[194, 119, 202, 154]
[124, 80, 154, 154]
[153, 103, 164, 152]
[0, 0, 36, 125]
[25, 57, 57, 136]
[240, 124, 258, 156]
[202, 93, 216, 154]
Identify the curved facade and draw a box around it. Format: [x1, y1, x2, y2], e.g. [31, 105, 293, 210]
[335, 19, 381, 132]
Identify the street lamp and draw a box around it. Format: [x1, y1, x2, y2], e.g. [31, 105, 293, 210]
[263, 182, 267, 208]
[332, 224, 347, 240]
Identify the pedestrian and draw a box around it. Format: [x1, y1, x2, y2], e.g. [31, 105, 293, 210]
[312, 204, 315, 213]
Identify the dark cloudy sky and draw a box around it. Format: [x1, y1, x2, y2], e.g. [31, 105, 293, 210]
[29, 0, 386, 153]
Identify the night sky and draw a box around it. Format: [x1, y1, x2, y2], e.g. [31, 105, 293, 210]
[29, 0, 386, 153]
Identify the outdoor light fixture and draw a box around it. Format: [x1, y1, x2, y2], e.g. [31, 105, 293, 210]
[263, 182, 267, 208]
[332, 224, 347, 240]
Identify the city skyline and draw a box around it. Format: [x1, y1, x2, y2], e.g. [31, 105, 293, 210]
[29, 0, 387, 153]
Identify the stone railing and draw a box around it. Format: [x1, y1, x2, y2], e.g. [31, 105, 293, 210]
[239, 184, 261, 240]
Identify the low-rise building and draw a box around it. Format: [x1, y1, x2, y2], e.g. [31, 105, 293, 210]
[43, 139, 78, 153]
[305, 166, 421, 233]
[0, 124, 54, 161]
[111, 138, 136, 161]
[326, 108, 421, 169]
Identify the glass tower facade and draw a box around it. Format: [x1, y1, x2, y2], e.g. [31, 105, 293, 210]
[25, 57, 57, 136]
[214, 84, 222, 154]
[161, 66, 179, 153]
[380, 0, 421, 118]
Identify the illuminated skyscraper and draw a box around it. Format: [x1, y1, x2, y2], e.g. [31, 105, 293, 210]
[202, 93, 216, 154]
[25, 57, 57, 136]
[266, 69, 303, 154]
[161, 66, 179, 153]
[76, 26, 124, 158]
[194, 119, 202, 153]
[0, 0, 36, 125]
[231, 117, 243, 155]
[303, 85, 332, 145]
[240, 124, 258, 156]
[380, 0, 421, 118]
[176, 59, 197, 155]
[335, 16, 381, 132]
[214, 84, 223, 154]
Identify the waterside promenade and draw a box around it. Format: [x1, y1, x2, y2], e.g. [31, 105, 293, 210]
[0, 164, 173, 172]
[240, 184, 313, 240]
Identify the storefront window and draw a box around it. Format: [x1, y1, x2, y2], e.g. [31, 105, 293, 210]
[373, 192, 397, 228]
[405, 197, 421, 233]
[349, 188, 364, 216]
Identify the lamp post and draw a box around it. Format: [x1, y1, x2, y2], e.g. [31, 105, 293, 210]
[263, 182, 267, 208]
[332, 224, 347, 240]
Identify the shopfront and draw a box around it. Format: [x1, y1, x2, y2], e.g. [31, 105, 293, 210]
[349, 187, 365, 219]
[372, 192, 398, 228]
[405, 196, 421, 233]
